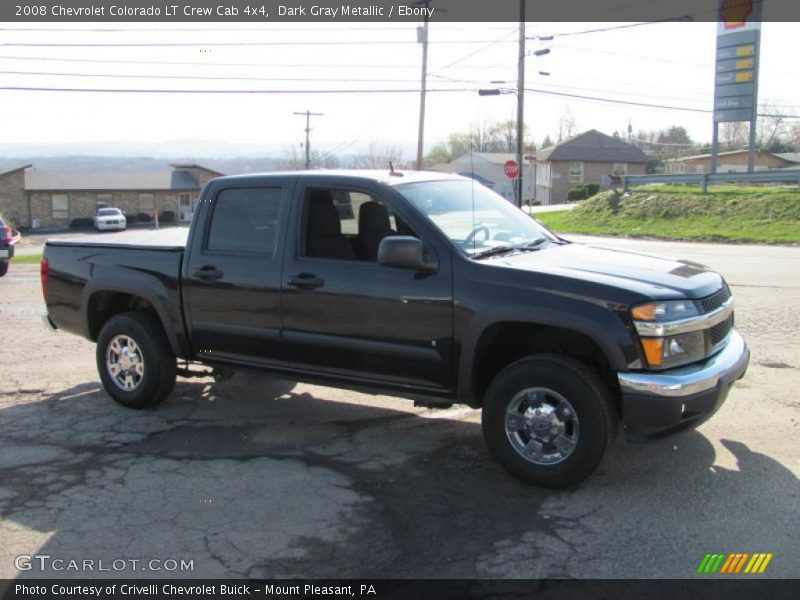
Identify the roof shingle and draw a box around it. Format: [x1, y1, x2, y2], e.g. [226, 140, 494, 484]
[24, 169, 201, 191]
[536, 130, 649, 163]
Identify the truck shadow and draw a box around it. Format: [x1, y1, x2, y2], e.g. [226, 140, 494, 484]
[0, 374, 797, 579]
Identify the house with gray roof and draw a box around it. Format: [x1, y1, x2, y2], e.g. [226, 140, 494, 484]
[535, 130, 649, 204]
[0, 163, 222, 229]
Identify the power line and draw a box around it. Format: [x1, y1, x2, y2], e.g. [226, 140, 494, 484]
[12, 68, 797, 110]
[0, 53, 524, 72]
[540, 19, 692, 39]
[429, 28, 517, 75]
[0, 39, 520, 48]
[0, 84, 794, 120]
[0, 69, 438, 84]
[0, 86, 473, 94]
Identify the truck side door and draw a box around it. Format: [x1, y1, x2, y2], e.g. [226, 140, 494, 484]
[280, 177, 455, 392]
[182, 178, 293, 365]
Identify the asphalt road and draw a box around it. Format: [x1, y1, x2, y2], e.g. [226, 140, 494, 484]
[0, 237, 798, 579]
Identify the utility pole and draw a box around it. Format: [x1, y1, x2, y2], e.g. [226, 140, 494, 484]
[293, 110, 324, 169]
[415, 0, 431, 171]
[515, 0, 525, 208]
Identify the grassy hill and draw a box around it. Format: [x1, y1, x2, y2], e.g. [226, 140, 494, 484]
[536, 185, 800, 244]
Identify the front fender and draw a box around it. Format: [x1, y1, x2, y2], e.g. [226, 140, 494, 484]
[456, 303, 636, 401]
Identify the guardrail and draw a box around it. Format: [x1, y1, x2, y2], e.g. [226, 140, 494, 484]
[621, 169, 800, 192]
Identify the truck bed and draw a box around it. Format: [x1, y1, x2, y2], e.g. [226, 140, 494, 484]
[46, 227, 188, 251]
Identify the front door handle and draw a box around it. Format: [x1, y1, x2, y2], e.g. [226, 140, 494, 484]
[288, 273, 324, 290]
[193, 266, 223, 281]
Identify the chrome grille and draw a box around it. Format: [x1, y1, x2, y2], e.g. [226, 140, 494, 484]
[700, 286, 731, 314]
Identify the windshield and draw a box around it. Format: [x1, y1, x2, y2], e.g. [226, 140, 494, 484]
[98, 208, 122, 216]
[396, 179, 557, 256]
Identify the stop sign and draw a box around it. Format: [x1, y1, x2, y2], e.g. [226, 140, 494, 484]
[504, 160, 519, 179]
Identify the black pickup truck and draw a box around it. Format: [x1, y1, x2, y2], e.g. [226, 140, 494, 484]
[42, 170, 750, 487]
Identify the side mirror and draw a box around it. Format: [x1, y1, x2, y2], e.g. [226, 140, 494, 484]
[378, 236, 438, 274]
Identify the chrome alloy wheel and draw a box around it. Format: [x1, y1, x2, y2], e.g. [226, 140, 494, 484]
[505, 387, 579, 465]
[106, 334, 145, 391]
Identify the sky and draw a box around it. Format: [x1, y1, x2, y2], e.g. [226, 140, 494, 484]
[0, 21, 797, 160]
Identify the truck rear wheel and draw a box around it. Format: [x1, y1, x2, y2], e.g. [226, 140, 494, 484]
[96, 311, 177, 409]
[0, 261, 8, 277]
[481, 354, 616, 489]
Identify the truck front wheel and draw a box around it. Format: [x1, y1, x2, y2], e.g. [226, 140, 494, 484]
[481, 354, 616, 488]
[96, 311, 177, 409]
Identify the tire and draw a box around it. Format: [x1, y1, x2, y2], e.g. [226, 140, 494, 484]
[481, 353, 617, 489]
[0, 261, 8, 277]
[96, 311, 177, 409]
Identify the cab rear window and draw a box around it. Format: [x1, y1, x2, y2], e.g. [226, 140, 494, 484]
[206, 187, 283, 256]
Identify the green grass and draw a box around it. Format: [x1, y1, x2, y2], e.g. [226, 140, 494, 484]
[11, 253, 43, 264]
[536, 185, 800, 244]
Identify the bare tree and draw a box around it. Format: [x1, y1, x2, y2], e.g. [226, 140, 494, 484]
[557, 106, 576, 142]
[790, 123, 800, 151]
[756, 101, 796, 152]
[310, 150, 340, 169]
[353, 141, 405, 169]
[276, 144, 305, 170]
[720, 122, 749, 150]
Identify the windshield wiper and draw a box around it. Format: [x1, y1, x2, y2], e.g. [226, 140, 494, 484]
[470, 237, 548, 260]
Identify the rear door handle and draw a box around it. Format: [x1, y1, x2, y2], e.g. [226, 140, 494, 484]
[193, 266, 223, 281]
[288, 273, 324, 290]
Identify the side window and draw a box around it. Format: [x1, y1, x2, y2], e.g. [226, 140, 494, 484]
[206, 187, 283, 256]
[303, 187, 415, 262]
[52, 194, 69, 220]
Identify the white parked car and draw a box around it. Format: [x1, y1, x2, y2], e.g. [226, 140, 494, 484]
[94, 208, 127, 231]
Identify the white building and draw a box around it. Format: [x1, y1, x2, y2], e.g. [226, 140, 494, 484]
[431, 152, 535, 204]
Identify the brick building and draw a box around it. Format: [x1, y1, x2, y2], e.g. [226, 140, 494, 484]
[534, 130, 649, 204]
[0, 163, 222, 229]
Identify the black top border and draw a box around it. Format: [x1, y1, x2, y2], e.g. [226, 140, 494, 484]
[2, 0, 798, 23]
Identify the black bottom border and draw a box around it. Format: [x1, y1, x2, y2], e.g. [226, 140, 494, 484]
[2, 579, 799, 600]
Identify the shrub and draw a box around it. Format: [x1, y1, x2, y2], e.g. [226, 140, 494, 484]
[160, 210, 175, 223]
[69, 217, 95, 229]
[567, 186, 589, 201]
[124, 213, 137, 225]
[586, 183, 600, 196]
[136, 212, 153, 223]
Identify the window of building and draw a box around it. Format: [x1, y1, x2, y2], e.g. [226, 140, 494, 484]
[568, 162, 584, 184]
[612, 163, 628, 176]
[138, 193, 155, 214]
[206, 187, 283, 256]
[52, 194, 69, 220]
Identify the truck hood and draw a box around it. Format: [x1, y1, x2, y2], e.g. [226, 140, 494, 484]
[488, 241, 724, 299]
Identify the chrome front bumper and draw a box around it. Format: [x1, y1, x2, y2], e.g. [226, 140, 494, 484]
[618, 330, 749, 398]
[618, 330, 749, 440]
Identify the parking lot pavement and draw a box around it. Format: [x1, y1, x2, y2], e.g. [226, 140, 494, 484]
[1, 238, 798, 579]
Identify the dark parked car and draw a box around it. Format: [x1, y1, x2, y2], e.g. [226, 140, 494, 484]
[0, 214, 21, 277]
[41, 171, 749, 487]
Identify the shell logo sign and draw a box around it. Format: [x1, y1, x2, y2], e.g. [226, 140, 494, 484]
[720, 0, 754, 31]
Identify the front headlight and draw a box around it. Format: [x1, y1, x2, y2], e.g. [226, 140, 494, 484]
[639, 331, 706, 369]
[631, 300, 699, 322]
[632, 300, 704, 369]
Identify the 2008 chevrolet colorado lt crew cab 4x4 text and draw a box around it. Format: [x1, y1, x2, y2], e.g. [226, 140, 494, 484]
[41, 170, 750, 487]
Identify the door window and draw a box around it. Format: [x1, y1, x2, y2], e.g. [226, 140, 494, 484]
[206, 187, 283, 256]
[302, 187, 413, 262]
